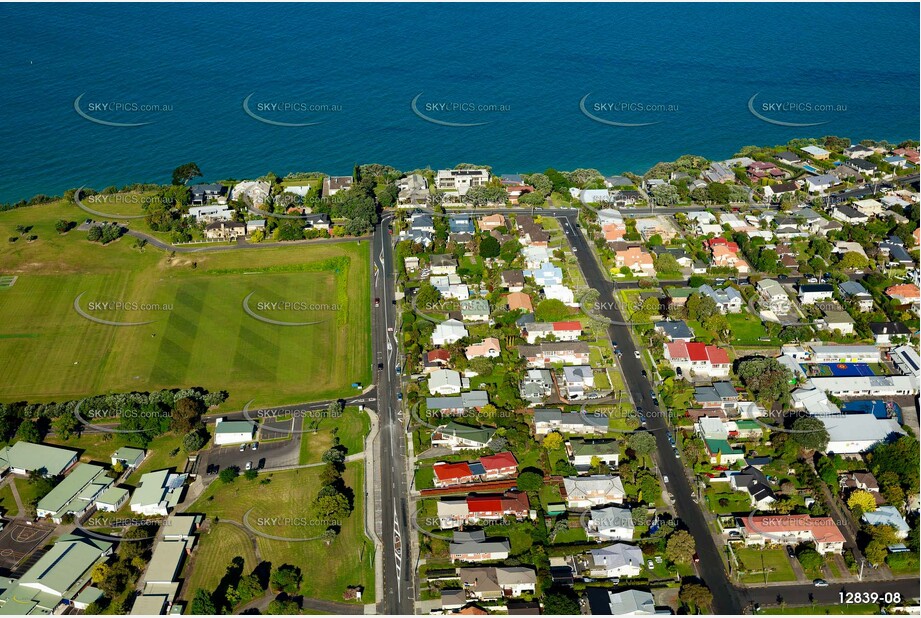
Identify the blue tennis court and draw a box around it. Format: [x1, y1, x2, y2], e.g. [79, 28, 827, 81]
[824, 362, 876, 377]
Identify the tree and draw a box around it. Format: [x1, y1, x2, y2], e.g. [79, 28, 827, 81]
[737, 356, 794, 409]
[627, 431, 657, 458]
[15, 419, 41, 443]
[322, 447, 346, 466]
[219, 466, 239, 483]
[535, 299, 570, 322]
[517, 469, 544, 492]
[52, 411, 80, 440]
[54, 219, 72, 234]
[244, 468, 258, 480]
[171, 397, 204, 433]
[654, 252, 680, 274]
[864, 540, 888, 566]
[542, 432, 564, 451]
[320, 462, 342, 486]
[518, 190, 546, 207]
[847, 490, 877, 515]
[172, 162, 202, 186]
[327, 400, 344, 418]
[87, 226, 103, 242]
[479, 234, 501, 258]
[267, 599, 301, 615]
[313, 492, 351, 520]
[276, 220, 305, 241]
[791, 416, 830, 452]
[270, 564, 303, 594]
[182, 428, 208, 453]
[666, 530, 696, 564]
[837, 251, 868, 270]
[190, 589, 216, 615]
[796, 547, 823, 571]
[651, 183, 679, 205]
[687, 293, 718, 322]
[525, 173, 553, 196]
[679, 582, 713, 610]
[543, 590, 580, 615]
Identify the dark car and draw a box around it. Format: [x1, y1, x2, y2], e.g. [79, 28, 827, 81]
[378, 363, 384, 370]
[786, 545, 796, 558]
[374, 298, 381, 307]
[641, 369, 647, 377]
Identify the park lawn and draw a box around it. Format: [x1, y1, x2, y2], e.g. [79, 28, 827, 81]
[0, 201, 371, 408]
[187, 464, 374, 603]
[0, 483, 19, 517]
[180, 522, 259, 602]
[735, 547, 797, 584]
[298, 407, 370, 464]
[761, 604, 879, 615]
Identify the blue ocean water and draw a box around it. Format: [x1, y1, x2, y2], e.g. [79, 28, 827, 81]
[0, 3, 918, 203]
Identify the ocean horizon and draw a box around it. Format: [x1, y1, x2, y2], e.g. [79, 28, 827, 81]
[0, 2, 918, 203]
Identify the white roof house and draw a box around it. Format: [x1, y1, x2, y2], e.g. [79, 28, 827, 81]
[586, 544, 644, 578]
[564, 475, 626, 508]
[586, 505, 635, 541]
[588, 588, 657, 615]
[820, 415, 906, 455]
[862, 506, 910, 539]
[428, 369, 464, 395]
[432, 319, 468, 346]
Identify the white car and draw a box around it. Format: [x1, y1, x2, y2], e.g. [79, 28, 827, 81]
[634, 350, 641, 359]
[663, 475, 669, 483]
[245, 461, 252, 471]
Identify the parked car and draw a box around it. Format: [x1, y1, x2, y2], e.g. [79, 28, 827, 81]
[663, 475, 669, 483]
[634, 350, 641, 359]
[641, 369, 647, 377]
[251, 442, 257, 451]
[374, 298, 380, 307]
[813, 579, 828, 587]
[245, 461, 253, 471]
[239, 444, 246, 452]
[693, 553, 700, 563]
[786, 546, 796, 558]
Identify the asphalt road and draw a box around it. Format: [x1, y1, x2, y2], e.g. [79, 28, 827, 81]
[740, 578, 920, 611]
[556, 211, 745, 615]
[372, 215, 415, 614]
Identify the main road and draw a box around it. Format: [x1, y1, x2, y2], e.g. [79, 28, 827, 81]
[553, 210, 745, 615]
[371, 213, 416, 614]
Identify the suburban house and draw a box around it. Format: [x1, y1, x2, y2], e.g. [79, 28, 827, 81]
[479, 213, 506, 231]
[886, 283, 920, 309]
[322, 175, 353, 196]
[231, 180, 270, 207]
[831, 204, 869, 224]
[426, 392, 490, 416]
[190, 183, 227, 205]
[839, 280, 874, 312]
[130, 469, 187, 517]
[742, 515, 846, 554]
[397, 173, 429, 205]
[663, 342, 731, 379]
[450, 531, 511, 562]
[801, 145, 830, 160]
[501, 270, 525, 292]
[428, 369, 465, 395]
[460, 299, 490, 322]
[654, 320, 695, 342]
[431, 422, 495, 451]
[437, 491, 531, 527]
[188, 204, 233, 222]
[693, 382, 740, 409]
[465, 338, 501, 359]
[586, 588, 657, 616]
[533, 409, 608, 436]
[424, 349, 451, 373]
[729, 466, 776, 510]
[567, 439, 620, 470]
[36, 463, 114, 524]
[459, 566, 537, 600]
[614, 247, 656, 277]
[696, 417, 745, 464]
[204, 220, 246, 240]
[519, 341, 590, 367]
[820, 310, 856, 335]
[521, 369, 554, 403]
[697, 285, 743, 313]
[584, 505, 635, 541]
[506, 292, 534, 313]
[432, 319, 469, 345]
[562, 365, 595, 400]
[819, 415, 906, 455]
[213, 418, 255, 445]
[563, 475, 626, 508]
[525, 262, 563, 287]
[579, 544, 644, 578]
[0, 441, 78, 477]
[798, 283, 835, 305]
[862, 506, 910, 540]
[775, 151, 803, 165]
[435, 169, 490, 196]
[523, 321, 582, 344]
[804, 174, 838, 194]
[764, 181, 799, 200]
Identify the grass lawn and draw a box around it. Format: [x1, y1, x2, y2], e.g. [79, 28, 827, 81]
[761, 604, 879, 615]
[181, 522, 259, 599]
[735, 547, 797, 584]
[43, 431, 183, 484]
[12, 477, 45, 511]
[726, 312, 774, 346]
[0, 483, 19, 517]
[539, 484, 564, 512]
[705, 487, 753, 515]
[298, 407, 370, 465]
[186, 464, 374, 603]
[0, 201, 371, 408]
[551, 526, 587, 544]
[414, 464, 435, 491]
[885, 551, 919, 575]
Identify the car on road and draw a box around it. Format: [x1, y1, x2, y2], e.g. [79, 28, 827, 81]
[641, 369, 647, 377]
[663, 475, 669, 483]
[251, 442, 257, 451]
[395, 366, 401, 374]
[813, 579, 828, 587]
[387, 327, 393, 332]
[378, 363, 384, 370]
[634, 350, 641, 359]
[651, 396, 659, 406]
[693, 552, 700, 563]
[397, 393, 403, 401]
[673, 447, 680, 458]
[374, 298, 380, 307]
[245, 461, 252, 471]
[786, 545, 796, 558]
[239, 443, 246, 452]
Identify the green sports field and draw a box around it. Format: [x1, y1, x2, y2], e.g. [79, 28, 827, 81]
[0, 201, 371, 407]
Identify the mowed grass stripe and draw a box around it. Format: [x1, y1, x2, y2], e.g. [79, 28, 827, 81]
[149, 282, 208, 384]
